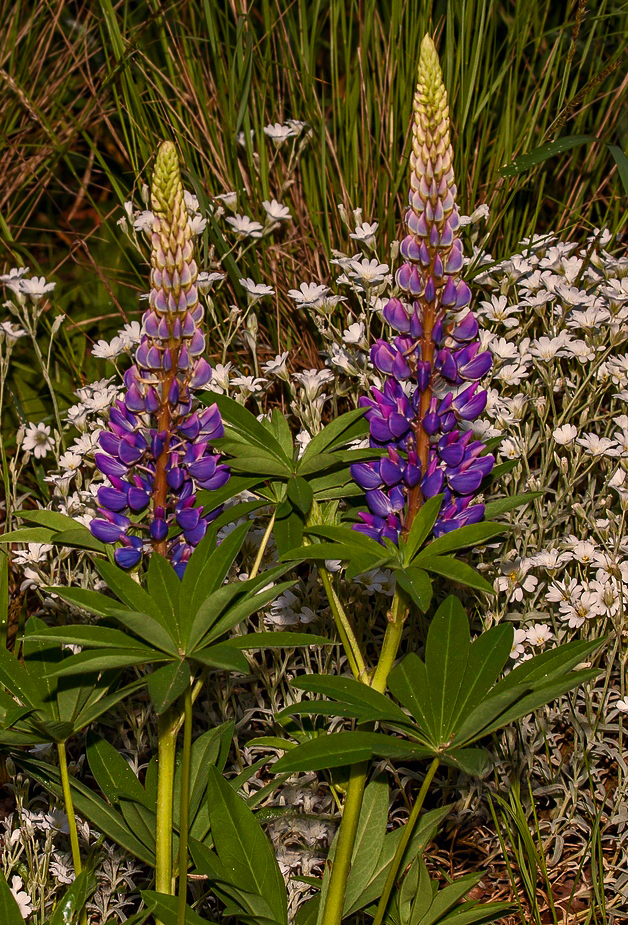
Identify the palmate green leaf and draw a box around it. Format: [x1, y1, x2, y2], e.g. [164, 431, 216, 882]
[0, 872, 29, 925]
[203, 766, 288, 925]
[299, 408, 367, 464]
[414, 523, 506, 560]
[403, 495, 444, 562]
[424, 597, 470, 742]
[416, 556, 495, 594]
[14, 755, 155, 865]
[272, 731, 433, 773]
[48, 869, 98, 925]
[146, 660, 191, 714]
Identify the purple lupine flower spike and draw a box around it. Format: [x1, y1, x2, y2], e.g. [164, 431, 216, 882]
[351, 35, 494, 544]
[90, 142, 229, 575]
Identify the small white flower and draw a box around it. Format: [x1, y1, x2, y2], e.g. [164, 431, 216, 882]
[49, 854, 74, 885]
[225, 214, 264, 238]
[45, 808, 70, 833]
[188, 214, 207, 235]
[132, 210, 155, 233]
[616, 698, 628, 713]
[12, 543, 54, 566]
[494, 559, 537, 602]
[494, 364, 530, 386]
[499, 437, 523, 460]
[342, 321, 366, 346]
[92, 336, 125, 360]
[0, 266, 29, 284]
[262, 199, 291, 221]
[293, 368, 334, 400]
[13, 276, 56, 300]
[575, 433, 621, 457]
[119, 320, 142, 347]
[184, 190, 199, 213]
[239, 278, 275, 300]
[571, 540, 598, 565]
[214, 191, 238, 208]
[197, 271, 225, 294]
[526, 624, 554, 647]
[348, 258, 389, 286]
[287, 282, 330, 309]
[57, 452, 83, 477]
[10, 876, 32, 919]
[261, 352, 290, 379]
[563, 338, 596, 363]
[553, 423, 578, 446]
[529, 335, 571, 360]
[23, 422, 54, 459]
[231, 375, 267, 396]
[350, 222, 379, 244]
[529, 548, 572, 570]
[263, 122, 298, 143]
[0, 321, 27, 341]
[477, 295, 522, 327]
[510, 628, 528, 660]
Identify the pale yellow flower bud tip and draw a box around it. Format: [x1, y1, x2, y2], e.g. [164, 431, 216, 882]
[418, 34, 442, 89]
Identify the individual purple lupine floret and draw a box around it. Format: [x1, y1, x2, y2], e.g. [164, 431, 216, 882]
[90, 142, 229, 575]
[350, 35, 494, 544]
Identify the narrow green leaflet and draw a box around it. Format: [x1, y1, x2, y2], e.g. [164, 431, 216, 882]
[414, 523, 506, 560]
[424, 597, 470, 742]
[146, 553, 181, 642]
[290, 675, 411, 726]
[403, 494, 444, 562]
[140, 892, 211, 925]
[483, 492, 543, 519]
[202, 766, 288, 925]
[287, 476, 314, 516]
[272, 731, 433, 773]
[395, 567, 433, 613]
[146, 660, 191, 714]
[415, 556, 495, 594]
[210, 392, 290, 461]
[299, 408, 368, 462]
[86, 733, 152, 808]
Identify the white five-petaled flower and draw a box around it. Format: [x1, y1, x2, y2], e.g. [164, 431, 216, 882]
[238, 278, 275, 301]
[616, 698, 628, 713]
[526, 624, 554, 646]
[350, 222, 379, 244]
[133, 210, 155, 233]
[184, 190, 199, 213]
[575, 433, 621, 457]
[23, 422, 55, 458]
[477, 295, 522, 327]
[188, 214, 207, 235]
[263, 122, 299, 143]
[494, 558, 537, 602]
[261, 352, 290, 379]
[348, 258, 389, 285]
[552, 423, 578, 446]
[342, 321, 366, 346]
[287, 282, 330, 309]
[11, 276, 56, 300]
[293, 368, 334, 401]
[262, 199, 291, 221]
[225, 214, 264, 238]
[11, 543, 54, 566]
[0, 266, 29, 284]
[92, 336, 125, 360]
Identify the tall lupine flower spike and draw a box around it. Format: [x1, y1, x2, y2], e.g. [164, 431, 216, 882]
[90, 142, 229, 576]
[351, 35, 494, 544]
